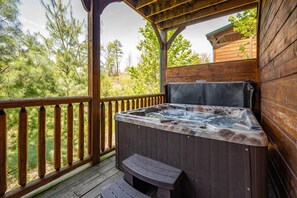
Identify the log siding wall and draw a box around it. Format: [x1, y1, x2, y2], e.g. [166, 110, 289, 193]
[259, 0, 297, 197]
[166, 59, 258, 83]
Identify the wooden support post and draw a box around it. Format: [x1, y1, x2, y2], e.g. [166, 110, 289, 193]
[88, 0, 101, 165]
[0, 110, 7, 195]
[160, 30, 167, 93]
[86, 0, 122, 165]
[152, 24, 185, 93]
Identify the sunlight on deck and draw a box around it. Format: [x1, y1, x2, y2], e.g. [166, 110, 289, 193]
[31, 156, 122, 198]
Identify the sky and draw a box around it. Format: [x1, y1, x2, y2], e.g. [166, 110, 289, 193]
[19, 0, 236, 70]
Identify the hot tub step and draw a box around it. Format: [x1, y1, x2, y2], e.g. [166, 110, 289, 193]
[122, 154, 182, 198]
[101, 178, 150, 198]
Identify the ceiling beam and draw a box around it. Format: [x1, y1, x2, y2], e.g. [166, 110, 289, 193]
[146, 0, 192, 17]
[137, 0, 157, 9]
[154, 0, 228, 23]
[160, 0, 257, 30]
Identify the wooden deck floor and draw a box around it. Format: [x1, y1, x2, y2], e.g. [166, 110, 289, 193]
[32, 156, 123, 198]
[29, 155, 278, 198]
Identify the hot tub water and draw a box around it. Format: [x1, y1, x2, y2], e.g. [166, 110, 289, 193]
[146, 109, 243, 128]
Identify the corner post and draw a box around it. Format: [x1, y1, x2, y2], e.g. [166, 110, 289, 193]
[86, 0, 122, 165]
[88, 0, 101, 165]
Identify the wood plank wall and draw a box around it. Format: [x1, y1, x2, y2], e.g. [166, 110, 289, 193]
[166, 59, 258, 83]
[214, 37, 257, 62]
[259, 0, 297, 197]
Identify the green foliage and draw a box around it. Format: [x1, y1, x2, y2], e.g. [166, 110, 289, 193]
[41, 0, 88, 96]
[4, 32, 57, 98]
[101, 39, 123, 76]
[128, 22, 203, 94]
[168, 32, 202, 67]
[229, 8, 257, 38]
[229, 8, 257, 59]
[1, 0, 212, 190]
[0, 0, 21, 97]
[1, 0, 89, 189]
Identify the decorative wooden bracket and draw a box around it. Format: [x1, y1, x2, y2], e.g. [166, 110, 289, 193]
[81, 0, 91, 11]
[152, 24, 186, 49]
[81, 0, 123, 14]
[152, 24, 165, 48]
[166, 26, 186, 49]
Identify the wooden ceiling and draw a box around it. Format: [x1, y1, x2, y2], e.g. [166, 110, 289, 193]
[124, 0, 258, 30]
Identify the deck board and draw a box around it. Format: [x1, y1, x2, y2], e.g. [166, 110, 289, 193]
[33, 156, 122, 198]
[32, 155, 278, 198]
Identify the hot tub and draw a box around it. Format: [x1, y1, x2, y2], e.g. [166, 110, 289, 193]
[115, 103, 268, 198]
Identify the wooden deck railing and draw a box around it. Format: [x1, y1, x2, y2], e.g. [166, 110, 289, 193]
[99, 94, 165, 153]
[0, 93, 165, 197]
[0, 96, 92, 198]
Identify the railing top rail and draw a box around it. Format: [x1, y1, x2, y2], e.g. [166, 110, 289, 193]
[100, 93, 165, 103]
[0, 96, 92, 109]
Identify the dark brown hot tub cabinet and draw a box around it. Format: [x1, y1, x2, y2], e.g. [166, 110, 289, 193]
[116, 104, 268, 198]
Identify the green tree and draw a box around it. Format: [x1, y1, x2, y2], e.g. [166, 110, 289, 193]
[229, 8, 257, 59]
[128, 22, 202, 94]
[110, 39, 123, 76]
[41, 0, 88, 96]
[101, 43, 115, 76]
[229, 8, 257, 38]
[101, 40, 123, 76]
[0, 0, 21, 97]
[4, 32, 57, 98]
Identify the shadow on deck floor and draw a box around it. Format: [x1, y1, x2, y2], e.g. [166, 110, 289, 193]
[30, 155, 278, 198]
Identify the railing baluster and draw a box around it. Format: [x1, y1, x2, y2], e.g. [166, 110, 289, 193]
[136, 99, 139, 109]
[101, 102, 106, 151]
[54, 105, 61, 171]
[38, 106, 46, 178]
[88, 102, 91, 155]
[108, 102, 112, 148]
[79, 103, 84, 160]
[126, 99, 130, 110]
[156, 96, 159, 105]
[132, 99, 135, 110]
[140, 98, 143, 108]
[0, 110, 7, 195]
[18, 107, 27, 186]
[67, 104, 73, 165]
[121, 100, 125, 112]
[115, 100, 119, 113]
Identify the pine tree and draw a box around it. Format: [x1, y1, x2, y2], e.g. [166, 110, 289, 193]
[0, 0, 22, 97]
[41, 0, 88, 96]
